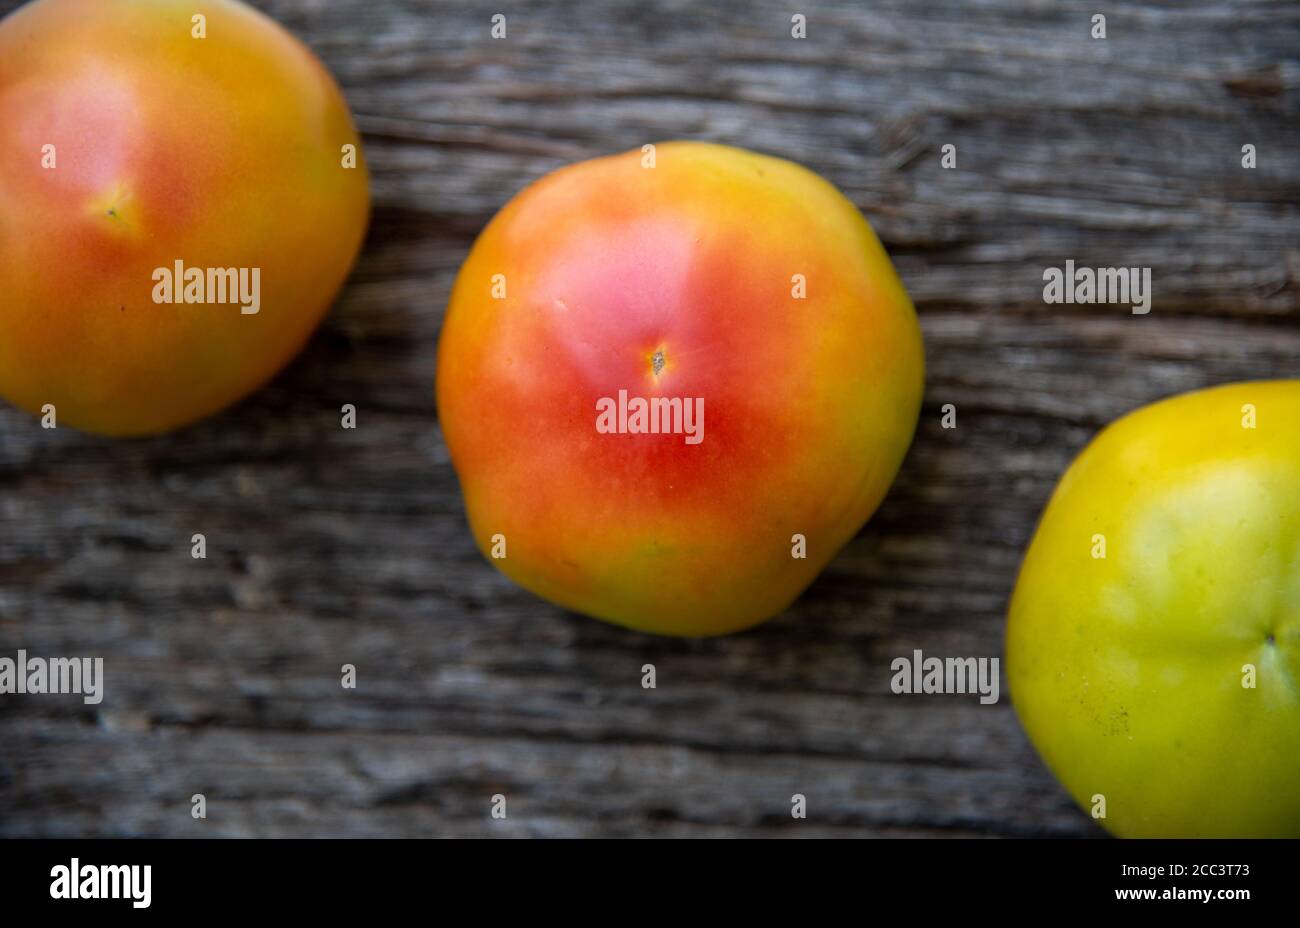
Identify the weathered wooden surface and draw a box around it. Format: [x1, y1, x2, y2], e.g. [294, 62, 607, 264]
[1, 0, 1297, 837]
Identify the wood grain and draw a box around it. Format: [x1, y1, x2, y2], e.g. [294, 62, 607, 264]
[1, 0, 1297, 837]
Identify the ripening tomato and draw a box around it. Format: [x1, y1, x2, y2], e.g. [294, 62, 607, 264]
[437, 142, 924, 636]
[0, 0, 370, 434]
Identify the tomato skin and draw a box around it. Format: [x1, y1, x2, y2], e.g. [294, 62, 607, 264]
[1008, 380, 1300, 837]
[0, 0, 370, 435]
[437, 142, 924, 636]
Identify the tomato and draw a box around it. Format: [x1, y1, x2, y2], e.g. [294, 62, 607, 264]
[1008, 380, 1300, 836]
[0, 0, 369, 435]
[436, 141, 924, 636]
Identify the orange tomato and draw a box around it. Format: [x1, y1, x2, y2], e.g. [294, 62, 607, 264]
[0, 0, 370, 434]
[437, 142, 924, 636]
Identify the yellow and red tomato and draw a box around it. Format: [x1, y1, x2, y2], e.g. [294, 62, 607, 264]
[1008, 381, 1300, 837]
[437, 141, 924, 636]
[0, 0, 370, 435]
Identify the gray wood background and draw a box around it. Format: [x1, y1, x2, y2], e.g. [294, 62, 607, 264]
[1, 0, 1297, 837]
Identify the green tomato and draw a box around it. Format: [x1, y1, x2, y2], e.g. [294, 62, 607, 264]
[1007, 380, 1300, 837]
